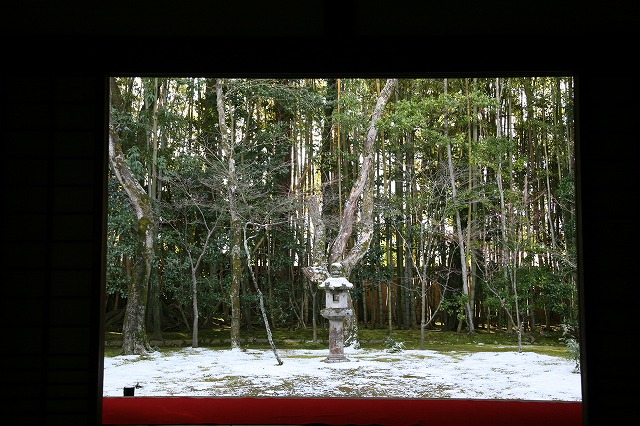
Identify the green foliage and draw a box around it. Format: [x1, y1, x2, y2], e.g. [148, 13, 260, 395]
[384, 335, 406, 353]
[467, 89, 499, 110]
[557, 174, 577, 261]
[441, 292, 469, 322]
[334, 88, 368, 135]
[380, 97, 441, 135]
[106, 176, 137, 298]
[481, 264, 578, 328]
[352, 230, 395, 282]
[522, 265, 577, 323]
[472, 136, 524, 172]
[560, 323, 580, 373]
[262, 278, 298, 326]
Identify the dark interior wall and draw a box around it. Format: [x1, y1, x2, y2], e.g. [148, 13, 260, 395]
[3, 74, 107, 424]
[1, 2, 637, 425]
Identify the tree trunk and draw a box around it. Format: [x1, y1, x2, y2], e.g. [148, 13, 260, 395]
[244, 223, 283, 365]
[362, 280, 368, 328]
[191, 267, 199, 347]
[377, 280, 384, 329]
[465, 78, 478, 331]
[147, 78, 163, 340]
[328, 78, 398, 275]
[395, 165, 405, 328]
[443, 78, 474, 333]
[216, 78, 242, 349]
[189, 224, 215, 348]
[108, 82, 156, 354]
[494, 78, 522, 350]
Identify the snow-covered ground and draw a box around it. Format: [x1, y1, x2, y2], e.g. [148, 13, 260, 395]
[103, 346, 582, 401]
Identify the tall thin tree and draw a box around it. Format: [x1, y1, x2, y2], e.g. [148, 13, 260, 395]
[443, 78, 475, 333]
[216, 78, 243, 349]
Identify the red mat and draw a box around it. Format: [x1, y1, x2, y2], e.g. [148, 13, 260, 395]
[103, 397, 583, 425]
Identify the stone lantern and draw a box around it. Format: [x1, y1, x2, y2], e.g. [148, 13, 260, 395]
[319, 262, 353, 363]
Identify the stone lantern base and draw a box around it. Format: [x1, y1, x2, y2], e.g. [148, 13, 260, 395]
[323, 354, 350, 363]
[320, 313, 352, 363]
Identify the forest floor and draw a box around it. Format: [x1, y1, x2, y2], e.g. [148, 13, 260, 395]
[104, 324, 575, 360]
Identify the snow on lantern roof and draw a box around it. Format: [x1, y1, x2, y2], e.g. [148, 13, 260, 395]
[318, 276, 353, 289]
[317, 262, 353, 289]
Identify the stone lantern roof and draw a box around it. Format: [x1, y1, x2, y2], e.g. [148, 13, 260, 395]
[318, 276, 353, 290]
[318, 262, 353, 290]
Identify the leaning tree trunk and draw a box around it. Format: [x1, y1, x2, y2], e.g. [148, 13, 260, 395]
[244, 222, 283, 365]
[327, 78, 399, 345]
[303, 79, 397, 281]
[108, 121, 156, 356]
[328, 78, 398, 274]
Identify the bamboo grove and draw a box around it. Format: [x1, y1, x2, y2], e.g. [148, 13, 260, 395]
[106, 77, 577, 355]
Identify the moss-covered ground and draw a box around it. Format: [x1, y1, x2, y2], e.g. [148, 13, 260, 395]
[104, 324, 574, 360]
